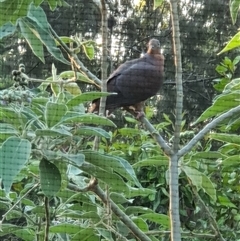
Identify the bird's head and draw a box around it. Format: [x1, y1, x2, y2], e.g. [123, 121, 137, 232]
[147, 39, 161, 55]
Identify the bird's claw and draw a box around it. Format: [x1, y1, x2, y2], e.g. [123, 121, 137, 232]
[135, 111, 145, 119]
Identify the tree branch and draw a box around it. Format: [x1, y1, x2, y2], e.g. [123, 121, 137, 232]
[88, 179, 152, 241]
[178, 105, 240, 157]
[140, 116, 173, 156]
[49, 26, 102, 86]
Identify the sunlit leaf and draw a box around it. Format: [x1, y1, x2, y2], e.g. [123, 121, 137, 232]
[154, 0, 163, 9]
[218, 31, 240, 54]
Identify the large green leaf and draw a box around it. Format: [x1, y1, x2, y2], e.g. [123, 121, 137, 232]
[0, 137, 31, 194]
[222, 155, 240, 167]
[194, 91, 240, 124]
[80, 162, 129, 193]
[223, 78, 240, 92]
[66, 92, 115, 109]
[218, 31, 240, 54]
[140, 213, 170, 228]
[154, 0, 164, 9]
[45, 102, 68, 128]
[60, 70, 95, 84]
[50, 223, 83, 234]
[36, 128, 72, 137]
[0, 22, 16, 39]
[22, 4, 70, 64]
[181, 165, 216, 201]
[82, 151, 141, 187]
[133, 156, 169, 168]
[18, 18, 44, 63]
[13, 229, 35, 241]
[230, 0, 240, 24]
[132, 217, 149, 232]
[71, 228, 98, 241]
[82, 42, 95, 60]
[0, 123, 19, 140]
[0, 0, 31, 25]
[60, 113, 116, 127]
[39, 159, 62, 197]
[209, 133, 240, 145]
[0, 107, 26, 127]
[76, 126, 111, 139]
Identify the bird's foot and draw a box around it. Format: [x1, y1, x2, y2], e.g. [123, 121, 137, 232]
[106, 110, 116, 118]
[135, 111, 145, 119]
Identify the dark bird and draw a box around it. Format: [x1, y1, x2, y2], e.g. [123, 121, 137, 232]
[89, 38, 164, 118]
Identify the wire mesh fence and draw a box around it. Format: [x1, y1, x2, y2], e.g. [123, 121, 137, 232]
[0, 0, 240, 240]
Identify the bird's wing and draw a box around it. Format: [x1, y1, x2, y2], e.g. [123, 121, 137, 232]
[107, 57, 146, 83]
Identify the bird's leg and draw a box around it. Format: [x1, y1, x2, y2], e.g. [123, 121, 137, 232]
[124, 102, 145, 119]
[106, 110, 116, 118]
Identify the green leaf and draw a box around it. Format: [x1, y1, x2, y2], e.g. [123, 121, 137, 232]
[97, 228, 114, 241]
[222, 155, 240, 167]
[154, 0, 163, 9]
[118, 127, 144, 136]
[132, 217, 149, 232]
[0, 22, 16, 39]
[50, 223, 83, 234]
[191, 151, 224, 160]
[0, 0, 31, 25]
[47, 0, 58, 10]
[66, 92, 115, 109]
[25, 4, 70, 65]
[218, 31, 240, 54]
[223, 78, 240, 92]
[76, 126, 111, 138]
[209, 133, 240, 145]
[82, 42, 95, 60]
[140, 213, 170, 228]
[18, 18, 45, 63]
[125, 206, 154, 215]
[80, 162, 129, 193]
[64, 82, 82, 95]
[194, 91, 240, 124]
[35, 128, 72, 137]
[60, 70, 95, 84]
[182, 165, 216, 201]
[13, 229, 35, 241]
[39, 159, 62, 197]
[82, 151, 141, 187]
[60, 113, 116, 127]
[201, 174, 216, 202]
[0, 107, 26, 127]
[0, 123, 19, 140]
[71, 228, 98, 241]
[0, 137, 31, 194]
[230, 0, 240, 24]
[218, 195, 237, 208]
[62, 153, 85, 166]
[45, 102, 68, 128]
[133, 156, 169, 168]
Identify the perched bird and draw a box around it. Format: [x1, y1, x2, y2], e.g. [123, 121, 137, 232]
[89, 38, 164, 118]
